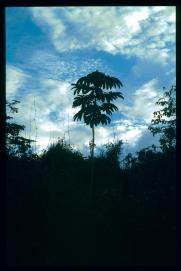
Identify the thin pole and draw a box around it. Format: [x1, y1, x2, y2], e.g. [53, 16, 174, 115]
[90, 125, 95, 199]
[33, 96, 38, 153]
[67, 113, 71, 145]
[92, 125, 95, 159]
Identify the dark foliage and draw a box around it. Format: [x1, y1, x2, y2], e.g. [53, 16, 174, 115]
[7, 142, 176, 265]
[72, 70, 124, 128]
[6, 100, 35, 158]
[6, 87, 176, 265]
[148, 85, 176, 153]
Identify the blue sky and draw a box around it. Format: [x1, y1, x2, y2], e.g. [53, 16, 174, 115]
[6, 6, 176, 157]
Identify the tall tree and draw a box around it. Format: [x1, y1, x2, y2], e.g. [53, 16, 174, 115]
[71, 70, 124, 197]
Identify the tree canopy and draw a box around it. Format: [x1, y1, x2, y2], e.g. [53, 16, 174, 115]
[72, 70, 124, 128]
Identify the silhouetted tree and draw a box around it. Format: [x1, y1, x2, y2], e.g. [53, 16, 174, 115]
[6, 100, 34, 158]
[148, 86, 176, 153]
[71, 71, 124, 197]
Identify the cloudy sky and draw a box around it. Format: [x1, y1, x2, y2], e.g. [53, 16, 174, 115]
[6, 6, 176, 158]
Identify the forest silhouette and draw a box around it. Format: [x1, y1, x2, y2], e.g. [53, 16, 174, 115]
[6, 74, 176, 265]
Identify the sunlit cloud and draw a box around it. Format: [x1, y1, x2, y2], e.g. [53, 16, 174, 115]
[6, 65, 30, 100]
[31, 6, 175, 64]
[120, 78, 161, 123]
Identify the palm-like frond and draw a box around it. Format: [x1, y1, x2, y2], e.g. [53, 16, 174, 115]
[71, 83, 94, 95]
[73, 110, 84, 121]
[83, 113, 111, 128]
[103, 91, 124, 102]
[72, 71, 124, 129]
[74, 71, 123, 90]
[94, 88, 106, 102]
[72, 94, 94, 108]
[101, 103, 118, 115]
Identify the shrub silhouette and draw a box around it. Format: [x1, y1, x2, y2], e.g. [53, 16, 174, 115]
[6, 86, 176, 265]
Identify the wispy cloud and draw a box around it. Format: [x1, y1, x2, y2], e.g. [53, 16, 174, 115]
[26, 49, 107, 82]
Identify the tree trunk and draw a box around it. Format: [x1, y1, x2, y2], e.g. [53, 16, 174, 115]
[90, 125, 95, 199]
[92, 125, 95, 159]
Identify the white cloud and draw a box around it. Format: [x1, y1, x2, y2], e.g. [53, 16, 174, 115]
[120, 128, 143, 145]
[10, 78, 72, 144]
[152, 6, 166, 12]
[120, 78, 161, 123]
[40, 121, 61, 132]
[6, 65, 30, 99]
[31, 6, 175, 64]
[123, 8, 149, 33]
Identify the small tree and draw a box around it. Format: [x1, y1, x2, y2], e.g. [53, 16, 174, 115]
[148, 86, 176, 153]
[71, 70, 124, 197]
[6, 100, 34, 158]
